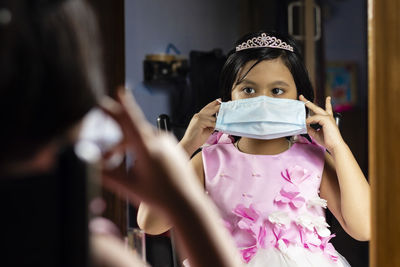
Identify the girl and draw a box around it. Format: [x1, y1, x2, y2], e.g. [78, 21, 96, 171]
[138, 31, 370, 266]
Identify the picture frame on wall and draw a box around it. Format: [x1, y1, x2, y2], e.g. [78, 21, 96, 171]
[325, 62, 358, 112]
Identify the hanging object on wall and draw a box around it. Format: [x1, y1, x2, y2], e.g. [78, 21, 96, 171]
[325, 61, 358, 112]
[143, 43, 188, 82]
[288, 1, 321, 41]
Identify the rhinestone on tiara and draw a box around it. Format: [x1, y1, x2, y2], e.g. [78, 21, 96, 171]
[236, 33, 294, 52]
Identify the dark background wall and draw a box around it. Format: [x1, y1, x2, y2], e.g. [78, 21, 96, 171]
[124, 0, 240, 126]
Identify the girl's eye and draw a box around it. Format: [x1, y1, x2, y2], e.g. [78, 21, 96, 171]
[272, 88, 284, 95]
[243, 87, 255, 94]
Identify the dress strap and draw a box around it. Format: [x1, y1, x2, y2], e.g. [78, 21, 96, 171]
[203, 131, 234, 147]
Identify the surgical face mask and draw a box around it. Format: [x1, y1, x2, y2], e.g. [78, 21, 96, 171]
[215, 96, 307, 139]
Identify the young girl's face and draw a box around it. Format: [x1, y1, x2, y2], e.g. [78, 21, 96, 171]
[231, 57, 297, 101]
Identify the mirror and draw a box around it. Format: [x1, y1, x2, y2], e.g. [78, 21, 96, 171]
[122, 0, 369, 266]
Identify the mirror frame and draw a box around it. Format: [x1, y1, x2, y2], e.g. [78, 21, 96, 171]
[368, 0, 400, 266]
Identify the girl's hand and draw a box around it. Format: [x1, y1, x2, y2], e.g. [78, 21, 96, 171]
[299, 95, 346, 153]
[179, 99, 221, 156]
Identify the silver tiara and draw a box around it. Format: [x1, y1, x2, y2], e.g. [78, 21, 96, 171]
[236, 33, 294, 52]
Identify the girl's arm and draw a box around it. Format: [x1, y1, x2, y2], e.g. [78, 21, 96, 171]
[320, 149, 371, 241]
[138, 99, 219, 234]
[137, 152, 205, 235]
[137, 203, 172, 235]
[299, 95, 371, 241]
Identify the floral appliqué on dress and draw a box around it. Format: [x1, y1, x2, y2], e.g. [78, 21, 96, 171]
[230, 165, 338, 263]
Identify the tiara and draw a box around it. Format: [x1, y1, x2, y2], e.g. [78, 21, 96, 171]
[236, 33, 294, 52]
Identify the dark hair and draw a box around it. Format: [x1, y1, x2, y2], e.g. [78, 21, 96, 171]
[220, 30, 314, 102]
[0, 0, 104, 164]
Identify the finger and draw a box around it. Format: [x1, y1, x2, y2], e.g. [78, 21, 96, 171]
[306, 114, 322, 125]
[200, 99, 221, 115]
[99, 96, 141, 143]
[195, 113, 217, 127]
[325, 96, 333, 116]
[98, 95, 124, 122]
[99, 96, 136, 138]
[99, 95, 149, 156]
[299, 95, 328, 115]
[101, 140, 127, 160]
[198, 113, 217, 123]
[306, 114, 329, 126]
[116, 89, 155, 138]
[201, 119, 216, 129]
[202, 103, 221, 117]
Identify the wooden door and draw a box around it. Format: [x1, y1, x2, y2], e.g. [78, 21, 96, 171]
[86, 0, 127, 236]
[368, 0, 400, 266]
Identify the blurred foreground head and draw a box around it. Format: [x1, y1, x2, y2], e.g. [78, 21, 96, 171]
[0, 0, 104, 166]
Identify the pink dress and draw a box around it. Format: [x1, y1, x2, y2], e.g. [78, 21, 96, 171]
[201, 133, 351, 267]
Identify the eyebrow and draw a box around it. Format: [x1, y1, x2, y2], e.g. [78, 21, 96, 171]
[269, 81, 291, 87]
[236, 78, 257, 86]
[236, 78, 290, 87]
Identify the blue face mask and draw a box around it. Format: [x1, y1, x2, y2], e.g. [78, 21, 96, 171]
[215, 96, 307, 139]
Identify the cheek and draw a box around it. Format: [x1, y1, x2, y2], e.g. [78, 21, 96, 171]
[288, 88, 298, 100]
[231, 90, 240, 100]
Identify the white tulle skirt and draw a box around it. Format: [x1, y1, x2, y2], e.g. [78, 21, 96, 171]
[183, 246, 350, 267]
[247, 246, 351, 267]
